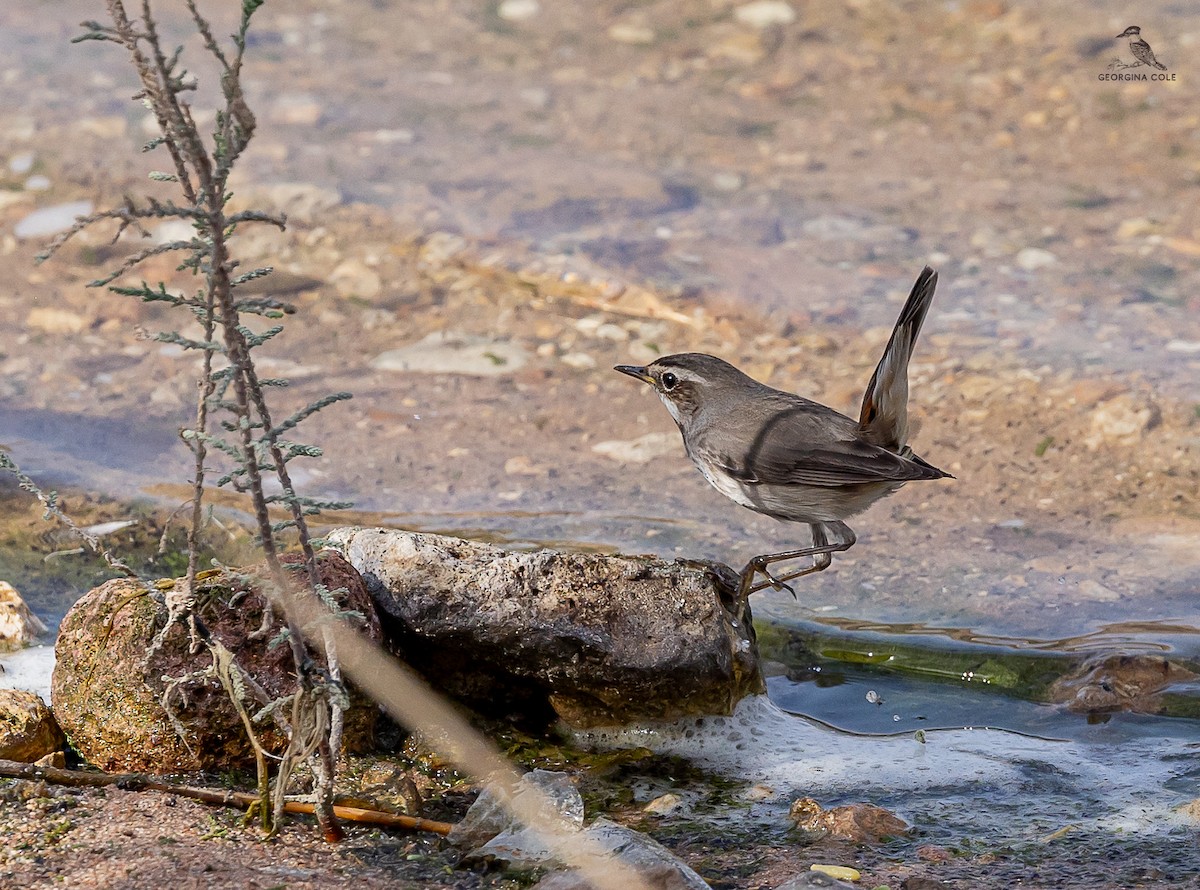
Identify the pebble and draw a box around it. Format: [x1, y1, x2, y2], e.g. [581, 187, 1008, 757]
[1085, 394, 1160, 449]
[1116, 218, 1158, 240]
[607, 22, 656, 45]
[503, 456, 543, 476]
[497, 0, 540, 22]
[25, 307, 88, 334]
[1076, 579, 1120, 602]
[1015, 247, 1058, 271]
[14, 200, 93, 240]
[371, 332, 530, 376]
[591, 432, 676, 464]
[642, 792, 682, 815]
[330, 258, 383, 299]
[8, 153, 34, 175]
[559, 352, 597, 370]
[712, 171, 744, 192]
[734, 1, 797, 28]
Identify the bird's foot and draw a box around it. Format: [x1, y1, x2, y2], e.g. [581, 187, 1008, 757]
[761, 567, 796, 598]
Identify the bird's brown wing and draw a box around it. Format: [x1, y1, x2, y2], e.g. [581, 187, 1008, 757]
[703, 399, 945, 487]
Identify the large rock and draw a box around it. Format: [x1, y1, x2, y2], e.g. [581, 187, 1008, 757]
[0, 689, 65, 762]
[327, 528, 762, 728]
[51, 551, 381, 773]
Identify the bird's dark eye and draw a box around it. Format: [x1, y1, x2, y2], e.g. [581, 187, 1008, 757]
[660, 372, 678, 390]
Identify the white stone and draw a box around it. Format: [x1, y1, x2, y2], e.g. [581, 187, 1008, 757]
[497, 0, 540, 21]
[1015, 247, 1057, 271]
[734, 1, 797, 28]
[14, 200, 93, 240]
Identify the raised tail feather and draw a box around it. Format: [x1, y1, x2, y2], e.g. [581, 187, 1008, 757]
[858, 266, 938, 451]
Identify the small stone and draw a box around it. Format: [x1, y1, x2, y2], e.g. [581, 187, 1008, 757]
[608, 22, 656, 45]
[0, 582, 47, 652]
[35, 750, 66, 769]
[1084, 394, 1161, 449]
[1076, 579, 1120, 602]
[330, 258, 383, 299]
[559, 352, 597, 370]
[1116, 217, 1158, 240]
[734, 1, 797, 28]
[497, 0, 540, 21]
[271, 94, 322, 126]
[419, 231, 468, 266]
[14, 200, 93, 239]
[593, 323, 629, 342]
[789, 797, 909, 841]
[712, 171, 744, 192]
[8, 152, 35, 175]
[372, 332, 530, 376]
[503, 456, 543, 476]
[591, 432, 677, 464]
[0, 690, 65, 763]
[643, 792, 682, 815]
[1015, 247, 1057, 271]
[25, 307, 88, 335]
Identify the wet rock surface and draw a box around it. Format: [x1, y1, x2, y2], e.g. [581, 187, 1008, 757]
[788, 797, 909, 842]
[452, 768, 711, 889]
[0, 689, 64, 763]
[328, 528, 762, 728]
[51, 551, 382, 772]
[1048, 653, 1200, 714]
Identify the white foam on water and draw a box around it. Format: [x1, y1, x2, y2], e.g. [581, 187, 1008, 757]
[570, 695, 1198, 838]
[0, 644, 55, 702]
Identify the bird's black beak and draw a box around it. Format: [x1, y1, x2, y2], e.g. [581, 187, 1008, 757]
[614, 364, 654, 385]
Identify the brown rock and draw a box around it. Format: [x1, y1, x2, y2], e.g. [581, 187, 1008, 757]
[1047, 653, 1197, 714]
[51, 551, 381, 773]
[328, 528, 762, 728]
[0, 689, 65, 763]
[0, 580, 47, 652]
[789, 797, 909, 841]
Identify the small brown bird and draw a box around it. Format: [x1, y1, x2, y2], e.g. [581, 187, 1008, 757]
[616, 267, 952, 598]
[1115, 26, 1167, 70]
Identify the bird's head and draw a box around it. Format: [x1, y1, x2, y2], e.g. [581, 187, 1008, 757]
[615, 353, 754, 426]
[1115, 25, 1142, 38]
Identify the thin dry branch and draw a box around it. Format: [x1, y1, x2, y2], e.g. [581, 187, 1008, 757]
[0, 759, 454, 836]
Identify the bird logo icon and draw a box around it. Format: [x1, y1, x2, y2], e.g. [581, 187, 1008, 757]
[1111, 25, 1168, 71]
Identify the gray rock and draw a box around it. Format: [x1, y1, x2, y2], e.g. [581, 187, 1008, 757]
[452, 769, 709, 888]
[773, 873, 859, 889]
[371, 331, 530, 376]
[449, 769, 583, 851]
[326, 529, 761, 728]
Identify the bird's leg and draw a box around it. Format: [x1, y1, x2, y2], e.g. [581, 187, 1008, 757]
[738, 522, 856, 598]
